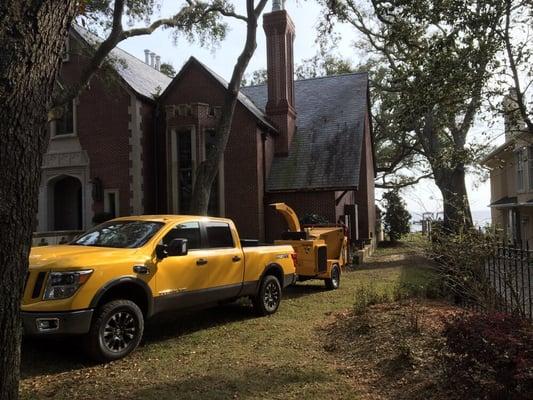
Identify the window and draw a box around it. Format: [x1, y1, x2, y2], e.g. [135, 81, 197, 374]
[162, 221, 201, 249]
[205, 129, 219, 216]
[177, 131, 193, 212]
[56, 100, 75, 136]
[72, 221, 163, 248]
[205, 222, 234, 248]
[516, 149, 525, 191]
[104, 189, 119, 218]
[527, 146, 533, 190]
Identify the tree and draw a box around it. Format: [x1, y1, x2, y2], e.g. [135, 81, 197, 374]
[159, 62, 177, 78]
[242, 68, 267, 86]
[189, 0, 269, 215]
[0, 1, 234, 398]
[320, 0, 506, 231]
[494, 0, 533, 135]
[295, 48, 356, 79]
[382, 190, 411, 242]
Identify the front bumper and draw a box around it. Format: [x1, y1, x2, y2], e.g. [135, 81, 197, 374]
[21, 309, 94, 336]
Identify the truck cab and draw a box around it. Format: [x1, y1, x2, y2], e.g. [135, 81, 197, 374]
[22, 215, 296, 361]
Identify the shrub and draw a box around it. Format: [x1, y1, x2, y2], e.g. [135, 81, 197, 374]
[382, 190, 411, 242]
[443, 312, 533, 399]
[425, 228, 499, 309]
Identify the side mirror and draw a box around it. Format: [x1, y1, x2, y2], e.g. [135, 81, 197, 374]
[155, 244, 167, 260]
[167, 238, 188, 257]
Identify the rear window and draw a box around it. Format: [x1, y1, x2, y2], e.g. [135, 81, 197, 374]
[206, 222, 234, 248]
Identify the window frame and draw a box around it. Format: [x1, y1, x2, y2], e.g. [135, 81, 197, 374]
[202, 221, 235, 249]
[52, 98, 77, 138]
[161, 221, 203, 251]
[516, 148, 525, 192]
[104, 189, 120, 219]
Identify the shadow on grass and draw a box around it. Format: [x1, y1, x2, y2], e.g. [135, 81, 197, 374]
[21, 302, 257, 379]
[128, 366, 328, 400]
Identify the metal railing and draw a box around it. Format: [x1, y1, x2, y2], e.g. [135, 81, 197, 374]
[485, 241, 533, 320]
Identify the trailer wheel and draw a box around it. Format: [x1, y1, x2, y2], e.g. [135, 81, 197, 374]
[325, 265, 340, 290]
[252, 275, 282, 316]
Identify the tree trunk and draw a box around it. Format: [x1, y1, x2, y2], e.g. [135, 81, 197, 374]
[189, 0, 267, 215]
[0, 2, 76, 399]
[434, 165, 473, 232]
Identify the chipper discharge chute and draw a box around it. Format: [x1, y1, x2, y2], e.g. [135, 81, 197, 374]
[270, 203, 348, 290]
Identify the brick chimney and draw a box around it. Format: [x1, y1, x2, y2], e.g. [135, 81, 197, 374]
[264, 1, 296, 156]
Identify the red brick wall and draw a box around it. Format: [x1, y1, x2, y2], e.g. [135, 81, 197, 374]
[354, 112, 376, 241]
[141, 101, 156, 213]
[60, 35, 132, 218]
[264, 191, 336, 242]
[159, 61, 270, 239]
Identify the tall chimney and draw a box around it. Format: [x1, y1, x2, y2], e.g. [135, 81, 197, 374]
[155, 55, 161, 71]
[264, 1, 296, 156]
[150, 52, 155, 67]
[144, 49, 150, 64]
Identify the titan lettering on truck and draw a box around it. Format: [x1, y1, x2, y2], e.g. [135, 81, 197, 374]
[22, 215, 296, 362]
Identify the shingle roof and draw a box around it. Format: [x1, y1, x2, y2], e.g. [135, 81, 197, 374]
[72, 24, 172, 100]
[242, 73, 369, 192]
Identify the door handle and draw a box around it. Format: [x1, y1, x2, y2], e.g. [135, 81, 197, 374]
[232, 256, 242, 262]
[133, 265, 149, 274]
[196, 258, 208, 266]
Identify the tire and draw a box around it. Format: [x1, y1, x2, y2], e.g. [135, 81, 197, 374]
[252, 275, 282, 316]
[84, 299, 144, 362]
[325, 265, 341, 290]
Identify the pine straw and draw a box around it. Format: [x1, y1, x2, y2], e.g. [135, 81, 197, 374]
[320, 300, 465, 400]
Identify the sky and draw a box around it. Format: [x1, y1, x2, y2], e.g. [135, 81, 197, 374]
[117, 0, 501, 223]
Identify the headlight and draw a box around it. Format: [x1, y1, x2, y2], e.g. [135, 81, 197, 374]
[43, 270, 93, 300]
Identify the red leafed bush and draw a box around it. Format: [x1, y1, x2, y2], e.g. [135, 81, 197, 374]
[443, 312, 533, 399]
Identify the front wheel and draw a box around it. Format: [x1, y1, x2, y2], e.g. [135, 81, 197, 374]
[84, 299, 144, 362]
[252, 275, 282, 316]
[325, 265, 341, 290]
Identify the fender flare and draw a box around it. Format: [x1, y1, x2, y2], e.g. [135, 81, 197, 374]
[89, 277, 154, 318]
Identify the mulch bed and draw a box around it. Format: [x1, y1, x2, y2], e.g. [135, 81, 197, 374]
[320, 300, 467, 400]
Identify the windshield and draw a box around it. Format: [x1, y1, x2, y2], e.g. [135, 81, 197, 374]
[72, 221, 164, 249]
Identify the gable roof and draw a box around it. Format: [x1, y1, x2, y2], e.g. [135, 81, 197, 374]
[160, 57, 276, 131]
[71, 24, 172, 100]
[241, 73, 370, 192]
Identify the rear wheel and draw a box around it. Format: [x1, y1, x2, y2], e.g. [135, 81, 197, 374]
[252, 275, 282, 316]
[84, 299, 144, 362]
[325, 265, 340, 290]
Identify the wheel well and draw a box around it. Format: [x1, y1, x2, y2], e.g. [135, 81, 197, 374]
[95, 282, 150, 317]
[263, 264, 283, 285]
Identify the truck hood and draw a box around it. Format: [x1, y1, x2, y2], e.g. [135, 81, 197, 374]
[29, 245, 139, 270]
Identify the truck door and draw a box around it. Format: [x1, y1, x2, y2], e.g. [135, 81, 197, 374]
[154, 221, 211, 310]
[200, 221, 245, 299]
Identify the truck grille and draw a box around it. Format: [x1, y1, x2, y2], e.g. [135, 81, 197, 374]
[316, 246, 327, 273]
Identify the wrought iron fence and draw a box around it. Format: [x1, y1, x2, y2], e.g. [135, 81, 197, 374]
[485, 241, 533, 320]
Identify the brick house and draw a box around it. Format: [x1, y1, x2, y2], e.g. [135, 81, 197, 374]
[36, 5, 377, 246]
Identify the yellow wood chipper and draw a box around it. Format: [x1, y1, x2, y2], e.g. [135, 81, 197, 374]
[270, 203, 349, 290]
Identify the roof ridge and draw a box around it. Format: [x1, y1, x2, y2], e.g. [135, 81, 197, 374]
[242, 71, 369, 89]
[72, 23, 170, 80]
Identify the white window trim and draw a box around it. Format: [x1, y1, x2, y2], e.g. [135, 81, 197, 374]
[104, 189, 120, 218]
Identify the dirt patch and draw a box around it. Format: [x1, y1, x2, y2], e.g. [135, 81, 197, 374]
[321, 300, 464, 400]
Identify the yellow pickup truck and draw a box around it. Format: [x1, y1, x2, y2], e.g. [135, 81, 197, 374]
[22, 215, 296, 361]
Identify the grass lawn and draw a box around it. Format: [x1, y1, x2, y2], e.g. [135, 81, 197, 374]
[20, 241, 435, 400]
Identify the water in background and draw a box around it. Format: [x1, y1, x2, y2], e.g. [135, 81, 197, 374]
[410, 209, 492, 232]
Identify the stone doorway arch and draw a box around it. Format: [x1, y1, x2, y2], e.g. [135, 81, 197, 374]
[48, 175, 83, 230]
